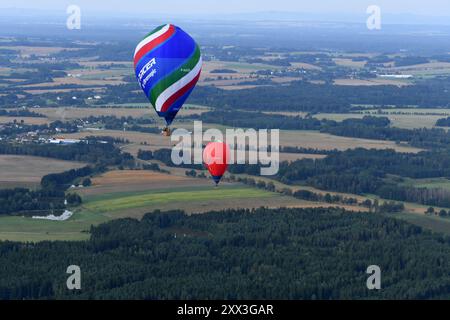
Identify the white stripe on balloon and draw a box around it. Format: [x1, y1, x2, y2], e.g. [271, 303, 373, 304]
[155, 57, 202, 112]
[134, 24, 171, 58]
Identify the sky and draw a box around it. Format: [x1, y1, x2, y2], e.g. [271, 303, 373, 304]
[1, 0, 450, 17]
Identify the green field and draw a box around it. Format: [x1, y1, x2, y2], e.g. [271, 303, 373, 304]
[393, 213, 450, 235]
[0, 185, 279, 242]
[401, 177, 450, 191]
[83, 185, 277, 215]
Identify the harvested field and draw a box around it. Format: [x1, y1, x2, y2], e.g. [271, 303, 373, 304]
[76, 170, 213, 197]
[0, 155, 86, 188]
[279, 130, 422, 153]
[333, 58, 367, 68]
[333, 78, 411, 87]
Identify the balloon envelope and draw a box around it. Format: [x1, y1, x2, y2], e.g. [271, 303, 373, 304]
[134, 24, 202, 126]
[203, 142, 230, 185]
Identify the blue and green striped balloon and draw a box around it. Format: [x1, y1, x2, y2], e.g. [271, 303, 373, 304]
[134, 24, 202, 126]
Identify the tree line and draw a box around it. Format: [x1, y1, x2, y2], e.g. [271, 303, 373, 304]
[0, 207, 448, 299]
[186, 111, 450, 150]
[0, 140, 134, 167]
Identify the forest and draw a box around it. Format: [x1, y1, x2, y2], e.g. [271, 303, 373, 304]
[0, 207, 448, 299]
[276, 148, 450, 207]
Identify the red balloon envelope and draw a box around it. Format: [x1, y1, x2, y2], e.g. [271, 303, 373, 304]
[203, 141, 230, 185]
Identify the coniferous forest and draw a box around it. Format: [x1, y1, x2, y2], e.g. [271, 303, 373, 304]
[0, 207, 449, 300]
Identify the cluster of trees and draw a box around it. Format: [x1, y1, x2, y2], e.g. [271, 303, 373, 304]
[137, 148, 201, 170]
[425, 207, 450, 217]
[291, 189, 359, 206]
[228, 174, 404, 212]
[0, 188, 67, 217]
[377, 185, 450, 208]
[210, 69, 238, 74]
[275, 148, 450, 208]
[137, 149, 153, 160]
[0, 141, 134, 167]
[185, 169, 206, 178]
[81, 115, 154, 130]
[279, 146, 338, 155]
[0, 207, 449, 299]
[0, 108, 44, 117]
[227, 175, 276, 192]
[187, 110, 325, 130]
[41, 166, 96, 191]
[127, 125, 160, 134]
[0, 164, 95, 217]
[0, 120, 78, 136]
[435, 117, 450, 127]
[393, 56, 429, 67]
[54, 43, 134, 62]
[322, 120, 450, 150]
[0, 165, 88, 217]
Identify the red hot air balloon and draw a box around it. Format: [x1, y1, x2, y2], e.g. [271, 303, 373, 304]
[203, 141, 230, 186]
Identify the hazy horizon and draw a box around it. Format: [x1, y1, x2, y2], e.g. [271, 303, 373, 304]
[1, 0, 450, 18]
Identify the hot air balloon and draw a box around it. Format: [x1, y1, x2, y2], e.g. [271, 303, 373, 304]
[203, 141, 230, 186]
[134, 24, 202, 135]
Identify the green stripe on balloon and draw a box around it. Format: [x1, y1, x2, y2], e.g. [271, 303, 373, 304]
[149, 45, 201, 107]
[141, 24, 166, 41]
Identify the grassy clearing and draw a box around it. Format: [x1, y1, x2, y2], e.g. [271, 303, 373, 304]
[401, 177, 450, 191]
[393, 213, 450, 235]
[82, 185, 276, 215]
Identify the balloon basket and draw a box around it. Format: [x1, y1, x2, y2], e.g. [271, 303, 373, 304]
[161, 127, 171, 137]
